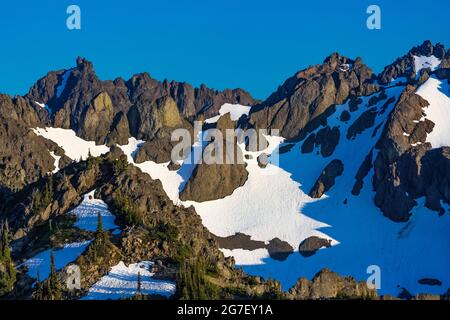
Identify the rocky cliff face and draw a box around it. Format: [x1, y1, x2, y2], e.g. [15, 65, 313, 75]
[1, 40, 449, 300]
[180, 114, 249, 202]
[25, 57, 256, 148]
[373, 83, 449, 221]
[378, 40, 447, 85]
[0, 95, 69, 195]
[286, 268, 377, 299]
[248, 53, 378, 140]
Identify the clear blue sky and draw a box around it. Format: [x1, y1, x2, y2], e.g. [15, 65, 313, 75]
[1, 0, 449, 99]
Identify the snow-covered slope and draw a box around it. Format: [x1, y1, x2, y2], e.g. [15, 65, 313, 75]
[24, 241, 91, 281]
[24, 190, 120, 282]
[33, 127, 110, 160]
[81, 261, 176, 300]
[32, 90, 450, 296]
[413, 55, 441, 75]
[205, 103, 251, 124]
[69, 190, 120, 234]
[415, 77, 450, 148]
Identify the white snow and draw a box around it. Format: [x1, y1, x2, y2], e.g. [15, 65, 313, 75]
[204, 103, 251, 124]
[220, 248, 270, 266]
[389, 77, 407, 86]
[183, 134, 333, 250]
[34, 101, 52, 114]
[338, 64, 352, 72]
[228, 85, 450, 296]
[415, 77, 450, 148]
[70, 190, 120, 233]
[82, 261, 176, 300]
[56, 70, 71, 98]
[33, 127, 110, 160]
[49, 151, 61, 174]
[118, 138, 184, 202]
[23, 189, 121, 283]
[413, 55, 441, 75]
[30, 94, 450, 297]
[24, 241, 91, 281]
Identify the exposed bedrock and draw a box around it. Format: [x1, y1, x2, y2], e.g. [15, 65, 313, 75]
[298, 236, 332, 257]
[378, 40, 446, 85]
[180, 114, 249, 202]
[267, 238, 294, 261]
[351, 149, 374, 196]
[248, 53, 378, 140]
[25, 57, 256, 146]
[373, 85, 449, 221]
[301, 126, 340, 157]
[309, 159, 344, 198]
[0, 95, 70, 192]
[213, 233, 293, 261]
[286, 268, 377, 299]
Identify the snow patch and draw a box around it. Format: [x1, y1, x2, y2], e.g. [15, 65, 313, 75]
[49, 151, 61, 174]
[24, 241, 91, 281]
[221, 248, 270, 266]
[118, 138, 183, 202]
[415, 77, 450, 148]
[82, 261, 175, 300]
[34, 101, 52, 114]
[338, 64, 352, 72]
[204, 103, 251, 124]
[70, 190, 120, 232]
[413, 55, 441, 75]
[33, 127, 110, 160]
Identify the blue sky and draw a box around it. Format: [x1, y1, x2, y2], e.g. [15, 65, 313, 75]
[0, 0, 449, 99]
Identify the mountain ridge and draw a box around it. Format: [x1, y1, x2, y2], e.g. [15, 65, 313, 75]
[1, 40, 450, 300]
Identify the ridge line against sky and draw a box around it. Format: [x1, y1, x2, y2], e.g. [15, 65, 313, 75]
[0, 0, 449, 99]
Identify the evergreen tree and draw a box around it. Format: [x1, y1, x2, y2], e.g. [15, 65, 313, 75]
[0, 220, 16, 296]
[95, 212, 109, 246]
[34, 271, 43, 300]
[137, 272, 142, 294]
[49, 248, 57, 284]
[47, 247, 62, 300]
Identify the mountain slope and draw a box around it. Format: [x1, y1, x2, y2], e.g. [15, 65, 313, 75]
[0, 40, 449, 299]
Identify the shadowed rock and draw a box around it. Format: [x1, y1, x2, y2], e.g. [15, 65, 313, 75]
[298, 236, 332, 257]
[309, 159, 344, 198]
[267, 238, 293, 261]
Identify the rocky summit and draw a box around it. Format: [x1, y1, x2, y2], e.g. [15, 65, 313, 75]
[1, 40, 450, 301]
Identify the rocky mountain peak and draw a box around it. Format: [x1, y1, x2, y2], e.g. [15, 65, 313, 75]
[75, 56, 95, 72]
[378, 40, 447, 85]
[410, 40, 445, 59]
[248, 53, 376, 140]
